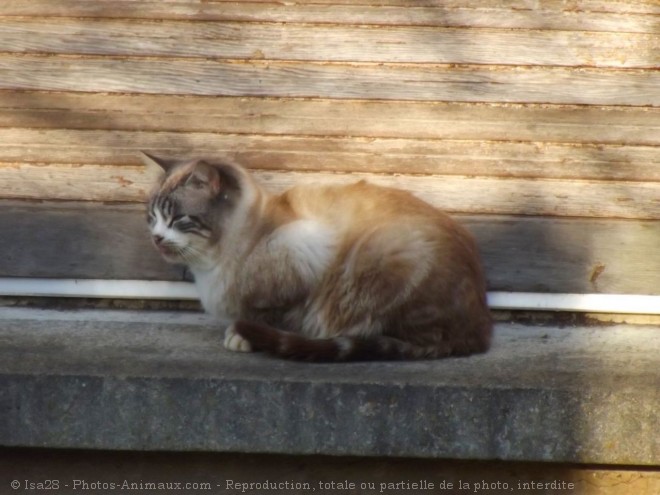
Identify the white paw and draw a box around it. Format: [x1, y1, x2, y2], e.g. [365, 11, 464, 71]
[223, 323, 253, 353]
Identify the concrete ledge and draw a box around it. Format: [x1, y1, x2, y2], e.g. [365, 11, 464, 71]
[0, 308, 658, 465]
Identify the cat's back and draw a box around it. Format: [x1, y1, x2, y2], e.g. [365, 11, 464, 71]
[285, 180, 473, 249]
[285, 180, 445, 227]
[282, 180, 481, 274]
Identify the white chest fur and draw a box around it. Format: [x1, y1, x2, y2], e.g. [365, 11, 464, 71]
[192, 266, 235, 320]
[268, 220, 336, 286]
[191, 219, 336, 321]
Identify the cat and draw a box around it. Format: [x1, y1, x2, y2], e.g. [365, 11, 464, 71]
[141, 152, 493, 361]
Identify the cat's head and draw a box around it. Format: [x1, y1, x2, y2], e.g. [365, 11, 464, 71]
[140, 152, 257, 267]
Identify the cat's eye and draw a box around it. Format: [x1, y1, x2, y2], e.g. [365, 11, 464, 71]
[167, 214, 185, 228]
[171, 215, 192, 228]
[172, 215, 210, 236]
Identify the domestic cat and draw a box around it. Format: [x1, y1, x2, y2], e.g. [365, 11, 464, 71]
[141, 152, 492, 361]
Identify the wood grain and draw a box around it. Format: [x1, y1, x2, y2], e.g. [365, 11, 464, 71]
[0, 163, 657, 219]
[1, 1, 657, 33]
[1, 19, 657, 68]
[1, 92, 658, 146]
[0, 0, 657, 310]
[244, 0, 660, 13]
[251, 0, 660, 12]
[466, 215, 660, 295]
[1, 56, 658, 106]
[2, 200, 658, 295]
[0, 128, 657, 182]
[0, 201, 184, 281]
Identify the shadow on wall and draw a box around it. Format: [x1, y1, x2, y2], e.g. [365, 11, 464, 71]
[403, 0, 660, 471]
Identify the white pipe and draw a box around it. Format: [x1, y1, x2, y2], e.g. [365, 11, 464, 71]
[487, 292, 660, 315]
[0, 278, 198, 300]
[0, 278, 658, 315]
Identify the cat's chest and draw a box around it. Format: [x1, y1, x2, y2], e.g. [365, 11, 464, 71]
[270, 219, 337, 283]
[191, 220, 337, 320]
[193, 267, 237, 318]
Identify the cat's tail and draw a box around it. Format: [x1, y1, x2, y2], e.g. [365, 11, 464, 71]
[233, 321, 488, 362]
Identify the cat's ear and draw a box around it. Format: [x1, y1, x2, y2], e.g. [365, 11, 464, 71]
[185, 160, 222, 195]
[139, 151, 179, 178]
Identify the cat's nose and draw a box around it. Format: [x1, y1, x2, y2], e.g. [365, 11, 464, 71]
[152, 235, 164, 245]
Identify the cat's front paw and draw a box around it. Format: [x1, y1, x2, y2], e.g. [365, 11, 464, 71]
[223, 323, 253, 353]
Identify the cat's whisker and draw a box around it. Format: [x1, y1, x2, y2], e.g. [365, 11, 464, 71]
[179, 246, 205, 263]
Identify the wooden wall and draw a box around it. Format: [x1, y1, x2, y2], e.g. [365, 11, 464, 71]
[0, 1, 658, 295]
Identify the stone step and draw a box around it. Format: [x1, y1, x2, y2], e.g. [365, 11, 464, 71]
[0, 307, 657, 465]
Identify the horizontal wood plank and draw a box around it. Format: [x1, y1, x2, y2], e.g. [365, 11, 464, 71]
[0, 129, 657, 182]
[253, 0, 660, 13]
[1, 56, 658, 106]
[2, 92, 658, 146]
[2, 200, 658, 295]
[1, 1, 657, 33]
[1, 20, 657, 68]
[0, 201, 184, 281]
[0, 163, 657, 219]
[261, 170, 659, 220]
[468, 215, 660, 295]
[0, 92, 659, 148]
[1, 3, 657, 300]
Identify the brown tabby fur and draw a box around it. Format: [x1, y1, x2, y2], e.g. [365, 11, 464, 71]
[142, 152, 493, 361]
